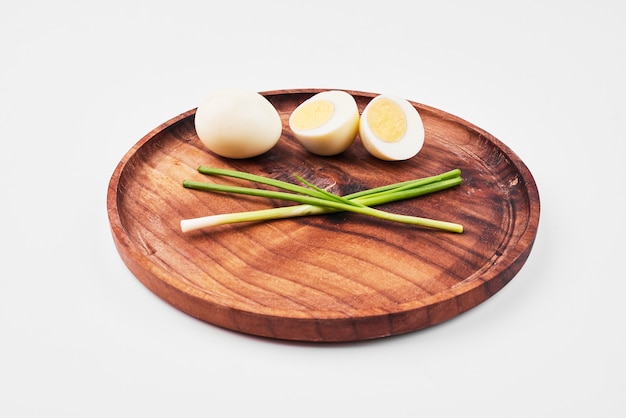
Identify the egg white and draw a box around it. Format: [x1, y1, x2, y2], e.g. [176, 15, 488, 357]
[194, 88, 282, 159]
[359, 94, 425, 161]
[289, 90, 359, 156]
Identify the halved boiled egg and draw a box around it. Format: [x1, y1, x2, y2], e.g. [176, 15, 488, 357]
[194, 88, 282, 159]
[359, 94, 425, 161]
[289, 90, 359, 156]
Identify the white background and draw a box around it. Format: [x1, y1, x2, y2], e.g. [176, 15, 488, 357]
[2, 1, 624, 417]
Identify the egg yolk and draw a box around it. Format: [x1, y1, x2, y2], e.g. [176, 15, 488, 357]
[290, 100, 335, 130]
[366, 98, 407, 143]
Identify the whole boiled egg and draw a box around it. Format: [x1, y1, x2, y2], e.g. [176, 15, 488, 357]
[359, 94, 425, 161]
[194, 88, 282, 159]
[288, 90, 359, 156]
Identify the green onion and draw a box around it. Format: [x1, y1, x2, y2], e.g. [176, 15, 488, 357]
[180, 167, 463, 233]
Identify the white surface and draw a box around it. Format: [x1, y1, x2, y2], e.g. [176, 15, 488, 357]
[2, 1, 624, 417]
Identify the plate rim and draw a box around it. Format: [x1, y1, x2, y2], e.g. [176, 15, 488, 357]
[107, 88, 541, 341]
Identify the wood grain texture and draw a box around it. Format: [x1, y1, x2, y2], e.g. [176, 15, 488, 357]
[107, 89, 540, 342]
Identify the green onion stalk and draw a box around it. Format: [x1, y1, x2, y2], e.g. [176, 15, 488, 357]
[180, 167, 464, 233]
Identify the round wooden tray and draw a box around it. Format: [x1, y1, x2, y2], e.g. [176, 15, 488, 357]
[107, 89, 540, 342]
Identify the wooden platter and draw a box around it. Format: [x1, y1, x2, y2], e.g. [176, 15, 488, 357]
[107, 89, 540, 342]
